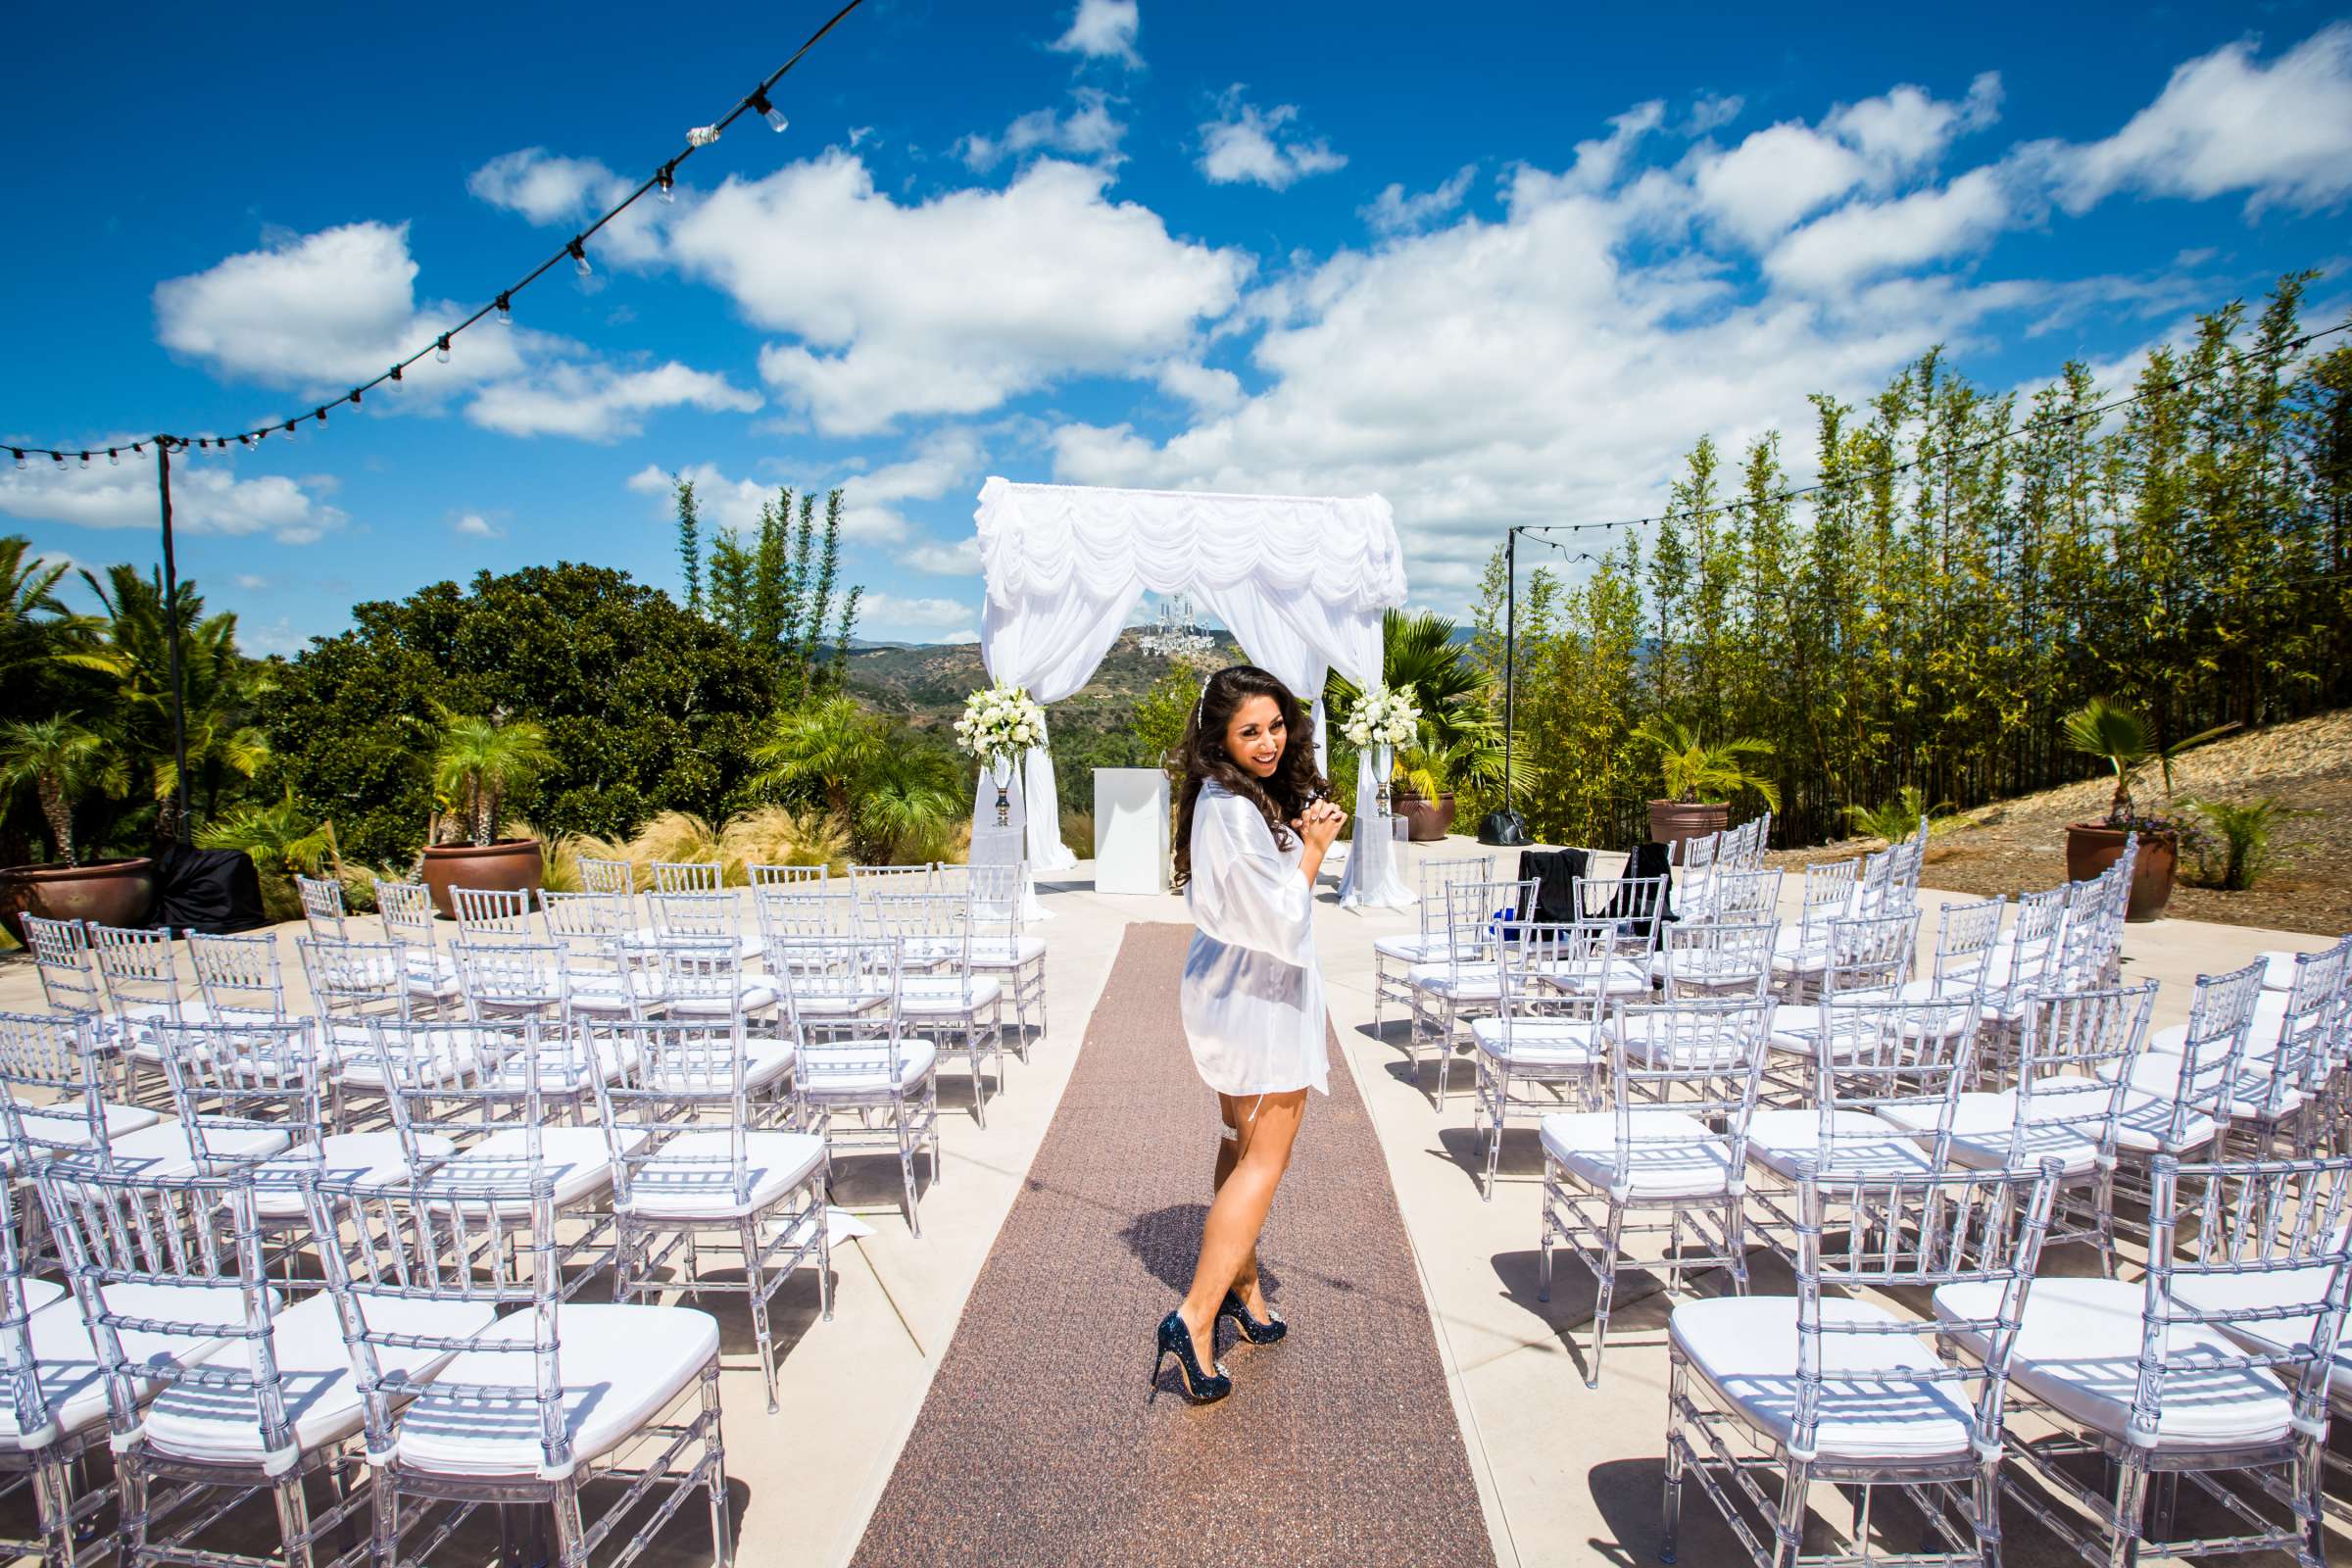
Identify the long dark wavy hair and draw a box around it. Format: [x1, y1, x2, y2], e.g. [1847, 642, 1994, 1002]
[1171, 663, 1330, 891]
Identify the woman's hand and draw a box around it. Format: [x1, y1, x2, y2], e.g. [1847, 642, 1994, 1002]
[1293, 798, 1348, 855]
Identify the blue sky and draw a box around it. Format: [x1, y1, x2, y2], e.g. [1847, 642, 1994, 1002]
[6, 0, 2351, 654]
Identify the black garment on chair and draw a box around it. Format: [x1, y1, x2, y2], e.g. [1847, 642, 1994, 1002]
[1604, 841, 1677, 937]
[1516, 849, 1589, 924]
[146, 844, 267, 935]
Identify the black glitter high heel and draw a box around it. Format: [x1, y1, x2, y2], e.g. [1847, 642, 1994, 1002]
[1217, 1287, 1288, 1346]
[1149, 1309, 1232, 1404]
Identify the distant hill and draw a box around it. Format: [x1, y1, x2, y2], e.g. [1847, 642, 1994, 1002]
[842, 628, 1245, 735]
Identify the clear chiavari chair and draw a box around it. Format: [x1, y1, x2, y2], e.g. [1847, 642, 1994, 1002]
[1540, 996, 1773, 1384]
[0, 1011, 166, 1178]
[781, 936, 936, 1235]
[88, 923, 196, 1105]
[1370, 852, 1494, 1033]
[20, 913, 134, 1086]
[868, 892, 1004, 1126]
[25, 1016, 298, 1186]
[1469, 921, 1614, 1199]
[653, 942, 790, 1115]
[576, 856, 636, 897]
[186, 929, 291, 1025]
[1667, 1160, 2063, 1568]
[589, 1011, 830, 1412]
[642, 886, 763, 964]
[1761, 909, 1922, 1102]
[649, 859, 722, 894]
[2097, 958, 2264, 1230]
[0, 1166, 114, 1565]
[1767, 858, 1863, 991]
[292, 873, 347, 940]
[964, 861, 1048, 1053]
[847, 863, 937, 921]
[449, 885, 536, 944]
[1404, 876, 1539, 1105]
[1656, 918, 1780, 1003]
[372, 878, 464, 1009]
[300, 1144, 729, 1568]
[452, 938, 567, 1025]
[539, 890, 662, 1028]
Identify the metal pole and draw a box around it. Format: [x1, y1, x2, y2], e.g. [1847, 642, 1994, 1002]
[157, 441, 191, 846]
[1502, 526, 1516, 813]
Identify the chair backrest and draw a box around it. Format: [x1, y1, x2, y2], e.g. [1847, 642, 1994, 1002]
[1438, 878, 1541, 978]
[963, 862, 1025, 929]
[1488, 922, 1592, 1032]
[1791, 1161, 2062, 1465]
[1988, 886, 2069, 1009]
[294, 873, 347, 940]
[0, 1172, 61, 1448]
[1605, 996, 1773, 1174]
[2054, 864, 2128, 992]
[1418, 856, 1496, 938]
[1793, 858, 1861, 940]
[1569, 872, 1669, 939]
[0, 1011, 112, 1165]
[2007, 982, 2158, 1168]
[187, 929, 289, 1021]
[367, 1017, 572, 1150]
[2271, 937, 2352, 1100]
[2145, 1153, 2352, 1448]
[451, 885, 536, 940]
[88, 922, 184, 1021]
[849, 864, 937, 929]
[754, 886, 852, 959]
[1816, 909, 1920, 1000]
[748, 862, 827, 891]
[539, 889, 630, 949]
[151, 1017, 326, 1176]
[1679, 830, 1721, 874]
[646, 888, 744, 946]
[1659, 918, 1780, 1002]
[868, 892, 973, 971]
[37, 1162, 300, 1462]
[1704, 868, 1782, 924]
[374, 878, 439, 951]
[777, 936, 907, 1090]
[650, 860, 722, 895]
[653, 940, 751, 1024]
[296, 935, 417, 1026]
[452, 940, 565, 1020]
[1923, 895, 2006, 995]
[576, 857, 636, 897]
[2152, 959, 2270, 1147]
[590, 1015, 760, 1212]
[1736, 810, 1773, 868]
[1808, 993, 1983, 1170]
[21, 913, 103, 1018]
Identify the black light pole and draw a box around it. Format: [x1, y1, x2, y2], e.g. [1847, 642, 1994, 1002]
[1477, 524, 1530, 845]
[156, 440, 191, 846]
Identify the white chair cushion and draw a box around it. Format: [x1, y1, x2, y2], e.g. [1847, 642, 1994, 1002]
[147, 1291, 495, 1466]
[1933, 1277, 2294, 1450]
[3, 1098, 167, 1167]
[2106, 1050, 2303, 1124]
[1538, 958, 1653, 1000]
[1670, 1296, 1976, 1461]
[969, 936, 1048, 966]
[662, 983, 782, 1018]
[780, 986, 890, 1017]
[2255, 949, 2306, 991]
[1542, 1110, 1736, 1199]
[1875, 1092, 2104, 1176]
[0, 1282, 262, 1452]
[623, 1131, 826, 1219]
[394, 1304, 720, 1477]
[898, 978, 1003, 1014]
[2147, 993, 2292, 1059]
[1375, 933, 1470, 964]
[99, 1122, 292, 1182]
[623, 931, 762, 963]
[801, 1040, 936, 1094]
[1405, 962, 1503, 1000]
[1469, 1016, 1604, 1065]
[423, 1127, 640, 1210]
[2167, 1264, 2352, 1404]
[1744, 1109, 1942, 1181]
[249, 1132, 457, 1220]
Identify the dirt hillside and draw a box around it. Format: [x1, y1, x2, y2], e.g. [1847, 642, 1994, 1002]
[1766, 710, 2352, 938]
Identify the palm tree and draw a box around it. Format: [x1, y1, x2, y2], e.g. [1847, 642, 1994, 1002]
[2060, 698, 2234, 826]
[0, 536, 82, 683]
[856, 744, 962, 861]
[1630, 716, 1782, 810]
[195, 790, 339, 877]
[1326, 609, 1506, 793]
[752, 697, 885, 821]
[0, 717, 125, 866]
[431, 714, 555, 847]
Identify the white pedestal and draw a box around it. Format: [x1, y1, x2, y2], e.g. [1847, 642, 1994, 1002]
[969, 770, 1048, 919]
[1093, 768, 1170, 896]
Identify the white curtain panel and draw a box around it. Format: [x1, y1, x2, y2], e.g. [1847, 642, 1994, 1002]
[971, 478, 1407, 883]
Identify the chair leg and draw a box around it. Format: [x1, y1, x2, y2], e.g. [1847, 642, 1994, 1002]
[1538, 1175, 1555, 1302]
[1661, 1353, 1687, 1565]
[32, 1450, 74, 1568]
[1481, 1064, 1507, 1200]
[703, 1362, 733, 1568]
[741, 1217, 778, 1415]
[552, 1479, 591, 1568]
[2105, 1453, 2146, 1568]
[370, 1466, 401, 1568]
[898, 1105, 922, 1238]
[1770, 1455, 1812, 1568]
[1588, 1203, 1624, 1389]
[273, 1473, 318, 1568]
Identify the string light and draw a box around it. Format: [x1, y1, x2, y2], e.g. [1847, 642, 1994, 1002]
[569, 238, 591, 279]
[349, 388, 362, 407]
[495, 292, 514, 326]
[657, 165, 676, 203]
[750, 88, 788, 132]
[11, 450, 24, 470]
[107, 449, 120, 466]
[435, 335, 452, 365]
[78, 453, 90, 468]
[388, 364, 404, 387]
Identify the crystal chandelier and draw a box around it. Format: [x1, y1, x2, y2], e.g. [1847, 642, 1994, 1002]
[1138, 593, 1214, 660]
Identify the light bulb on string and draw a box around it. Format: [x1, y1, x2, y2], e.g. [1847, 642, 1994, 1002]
[569, 239, 591, 279]
[389, 364, 404, 389]
[496, 292, 514, 327]
[316, 407, 328, 425]
[350, 388, 363, 408]
[108, 449, 119, 466]
[750, 89, 788, 132]
[282, 419, 298, 442]
[78, 453, 89, 468]
[10, 450, 24, 470]
[658, 165, 675, 203]
[435, 335, 452, 366]
[50, 453, 63, 466]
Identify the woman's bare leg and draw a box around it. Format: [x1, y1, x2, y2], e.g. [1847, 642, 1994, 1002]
[1213, 1095, 1270, 1319]
[1180, 1090, 1306, 1359]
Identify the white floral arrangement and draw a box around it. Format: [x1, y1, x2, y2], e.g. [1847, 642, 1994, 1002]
[955, 681, 1047, 771]
[1342, 683, 1421, 749]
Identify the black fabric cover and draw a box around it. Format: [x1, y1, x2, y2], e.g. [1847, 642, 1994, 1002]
[1515, 849, 1589, 924]
[147, 845, 267, 935]
[1605, 841, 1678, 936]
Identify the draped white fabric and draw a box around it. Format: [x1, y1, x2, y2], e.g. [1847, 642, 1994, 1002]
[971, 478, 1407, 883]
[1337, 745, 1414, 907]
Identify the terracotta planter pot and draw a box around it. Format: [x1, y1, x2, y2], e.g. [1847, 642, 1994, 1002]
[1391, 790, 1457, 843]
[1647, 800, 1731, 848]
[419, 839, 544, 918]
[2063, 823, 2178, 922]
[0, 858, 159, 945]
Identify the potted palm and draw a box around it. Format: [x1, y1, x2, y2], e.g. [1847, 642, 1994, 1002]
[0, 716, 153, 941]
[419, 712, 555, 915]
[1632, 717, 1781, 846]
[2059, 698, 2231, 921]
[1332, 611, 1505, 843]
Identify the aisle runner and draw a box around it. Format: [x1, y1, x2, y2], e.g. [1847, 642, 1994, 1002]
[851, 923, 1495, 1568]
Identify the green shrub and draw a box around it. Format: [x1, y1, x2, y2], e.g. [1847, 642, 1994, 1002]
[2184, 796, 2301, 891]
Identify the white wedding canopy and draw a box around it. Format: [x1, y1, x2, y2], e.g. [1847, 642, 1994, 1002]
[970, 477, 1409, 901]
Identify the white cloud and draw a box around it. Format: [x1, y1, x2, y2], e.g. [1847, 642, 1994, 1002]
[960, 88, 1126, 171]
[2042, 24, 2352, 214]
[1362, 166, 1477, 236]
[454, 513, 500, 538]
[1050, 0, 1140, 67]
[1690, 123, 1869, 247]
[233, 573, 270, 590]
[863, 591, 981, 637]
[1155, 360, 1245, 413]
[1824, 74, 2002, 177]
[623, 431, 974, 546]
[1682, 93, 1745, 136]
[1765, 167, 2015, 292]
[467, 147, 663, 265]
[153, 221, 532, 393]
[0, 457, 347, 545]
[1197, 88, 1347, 190]
[906, 537, 983, 575]
[466, 361, 761, 441]
[668, 153, 1249, 435]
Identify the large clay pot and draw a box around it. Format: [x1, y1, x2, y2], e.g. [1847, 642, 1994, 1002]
[1391, 790, 1457, 843]
[419, 839, 544, 917]
[1647, 800, 1731, 848]
[0, 858, 159, 944]
[2063, 823, 2178, 922]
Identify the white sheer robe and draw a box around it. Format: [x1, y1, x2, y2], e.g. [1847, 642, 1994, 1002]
[1179, 781, 1331, 1098]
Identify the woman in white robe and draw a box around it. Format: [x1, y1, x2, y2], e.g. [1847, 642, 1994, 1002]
[1152, 665, 1346, 1405]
